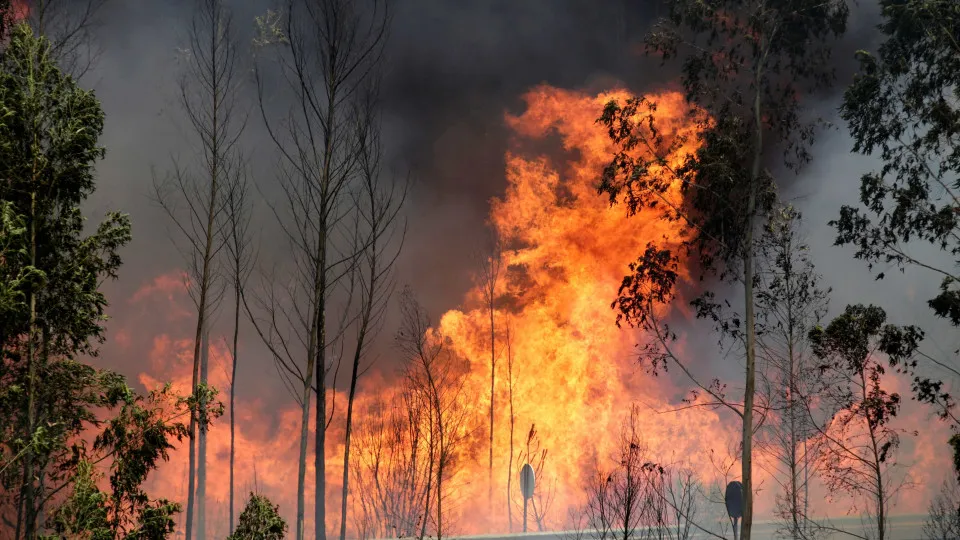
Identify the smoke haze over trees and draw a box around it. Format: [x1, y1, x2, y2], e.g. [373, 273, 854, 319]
[0, 0, 958, 539]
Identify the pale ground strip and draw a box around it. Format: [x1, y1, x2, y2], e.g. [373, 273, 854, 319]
[441, 514, 928, 540]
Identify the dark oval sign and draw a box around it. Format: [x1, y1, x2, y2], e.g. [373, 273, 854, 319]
[520, 463, 535, 500]
[725, 481, 743, 519]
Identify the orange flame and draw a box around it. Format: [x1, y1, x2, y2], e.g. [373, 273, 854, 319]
[123, 84, 953, 538]
[411, 86, 729, 533]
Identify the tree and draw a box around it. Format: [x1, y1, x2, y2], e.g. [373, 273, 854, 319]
[227, 493, 288, 540]
[396, 289, 470, 540]
[837, 0, 960, 426]
[754, 206, 830, 538]
[475, 238, 502, 518]
[20, 0, 109, 78]
[250, 1, 388, 537]
[153, 0, 244, 537]
[351, 383, 431, 539]
[38, 383, 204, 540]
[338, 79, 407, 540]
[597, 3, 848, 538]
[222, 151, 255, 537]
[514, 424, 554, 532]
[0, 22, 131, 539]
[923, 477, 960, 540]
[807, 304, 916, 540]
[504, 318, 516, 532]
[578, 405, 684, 540]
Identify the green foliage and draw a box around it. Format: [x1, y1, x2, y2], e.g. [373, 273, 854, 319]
[0, 356, 132, 529]
[39, 460, 113, 540]
[808, 304, 914, 524]
[93, 384, 190, 539]
[33, 384, 192, 540]
[809, 305, 912, 455]
[597, 0, 848, 354]
[0, 200, 41, 343]
[837, 0, 960, 435]
[837, 0, 960, 332]
[227, 492, 288, 540]
[0, 22, 131, 359]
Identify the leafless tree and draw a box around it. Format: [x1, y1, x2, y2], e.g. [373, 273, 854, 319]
[580, 406, 663, 540]
[351, 384, 431, 539]
[514, 423, 554, 532]
[647, 465, 703, 540]
[475, 237, 502, 516]
[22, 0, 107, 78]
[923, 478, 960, 540]
[754, 206, 830, 539]
[573, 408, 713, 540]
[396, 289, 470, 540]
[338, 79, 407, 540]
[152, 1, 244, 538]
[221, 158, 255, 535]
[250, 2, 388, 538]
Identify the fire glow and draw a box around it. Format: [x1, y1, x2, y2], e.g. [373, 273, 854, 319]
[125, 84, 945, 538]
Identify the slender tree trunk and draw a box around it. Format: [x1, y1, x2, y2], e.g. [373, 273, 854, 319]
[788, 348, 799, 538]
[197, 327, 209, 540]
[186, 407, 197, 540]
[315, 67, 336, 540]
[785, 242, 800, 539]
[419, 403, 435, 540]
[20, 189, 37, 540]
[297, 345, 316, 540]
[230, 281, 240, 535]
[436, 426, 444, 540]
[488, 301, 495, 519]
[340, 323, 368, 540]
[506, 323, 515, 532]
[315, 253, 328, 540]
[741, 58, 764, 540]
[863, 370, 886, 540]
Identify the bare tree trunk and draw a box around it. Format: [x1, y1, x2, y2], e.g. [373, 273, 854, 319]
[315, 248, 327, 540]
[230, 286, 239, 534]
[198, 327, 210, 540]
[297, 352, 314, 540]
[154, 1, 242, 536]
[250, 3, 388, 538]
[476, 242, 501, 522]
[339, 87, 406, 540]
[740, 52, 765, 540]
[506, 321, 515, 532]
[223, 145, 252, 540]
[19, 189, 37, 540]
[419, 404, 435, 540]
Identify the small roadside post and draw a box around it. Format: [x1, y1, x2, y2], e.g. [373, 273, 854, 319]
[520, 463, 535, 533]
[725, 480, 743, 540]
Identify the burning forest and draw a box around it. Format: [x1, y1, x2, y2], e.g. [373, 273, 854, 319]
[0, 1, 958, 540]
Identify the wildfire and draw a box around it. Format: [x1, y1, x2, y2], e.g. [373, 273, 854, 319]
[420, 86, 728, 532]
[124, 82, 952, 539]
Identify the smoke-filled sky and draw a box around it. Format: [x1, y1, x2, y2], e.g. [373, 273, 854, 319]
[60, 0, 960, 536]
